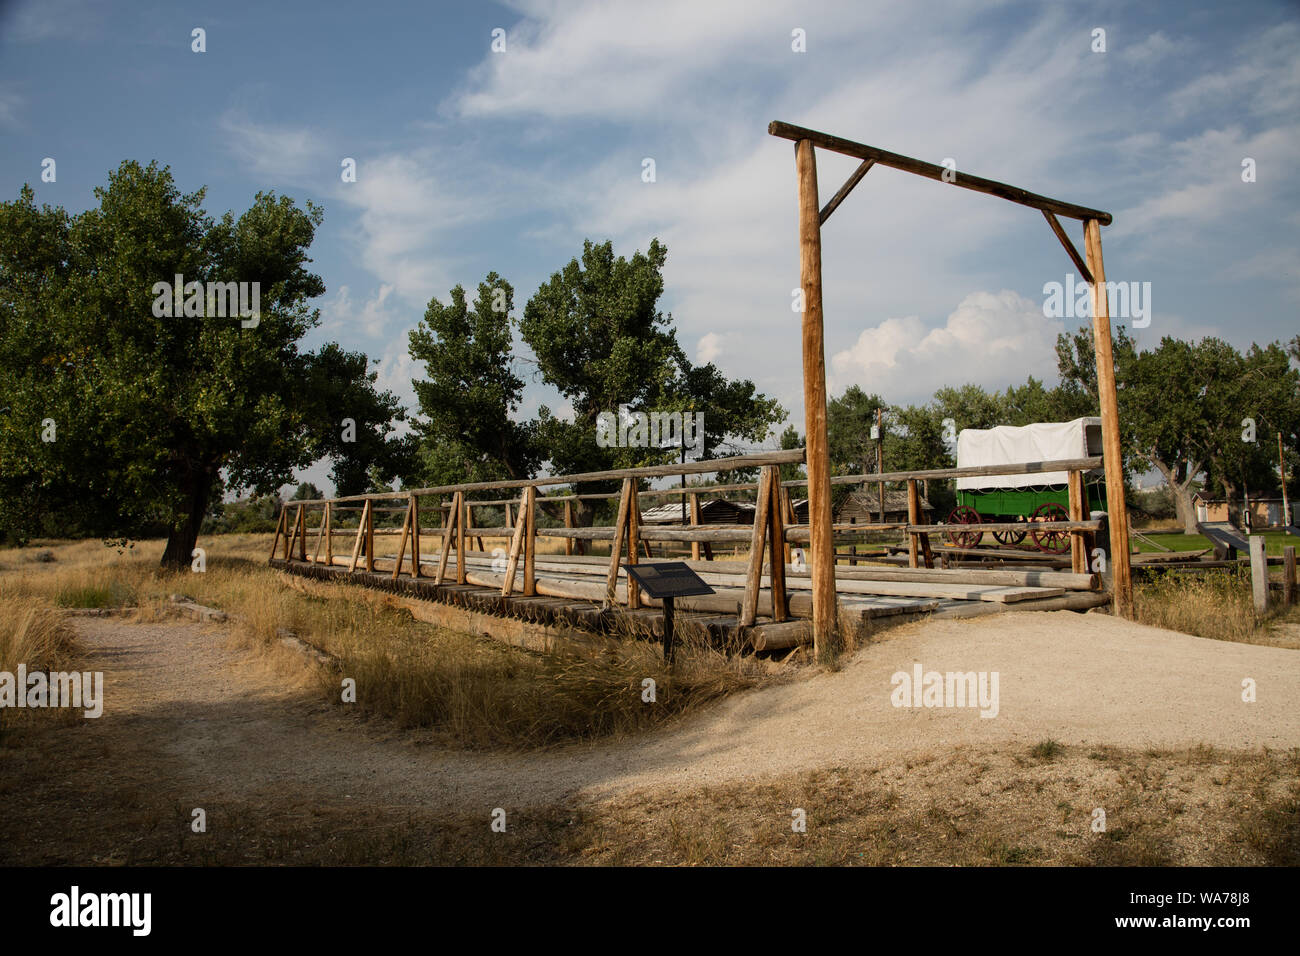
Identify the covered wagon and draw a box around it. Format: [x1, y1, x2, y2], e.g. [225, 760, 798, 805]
[949, 417, 1106, 553]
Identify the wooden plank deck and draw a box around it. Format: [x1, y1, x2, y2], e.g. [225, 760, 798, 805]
[271, 541, 1107, 655]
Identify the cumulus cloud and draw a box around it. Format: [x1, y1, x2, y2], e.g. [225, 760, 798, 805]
[696, 332, 726, 364]
[830, 290, 1065, 404]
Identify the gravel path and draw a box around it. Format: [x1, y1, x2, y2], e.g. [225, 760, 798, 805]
[69, 611, 1300, 812]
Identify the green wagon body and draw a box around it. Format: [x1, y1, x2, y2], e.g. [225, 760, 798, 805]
[955, 480, 1107, 518]
[949, 418, 1106, 552]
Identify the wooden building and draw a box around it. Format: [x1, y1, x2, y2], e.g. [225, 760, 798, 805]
[793, 489, 931, 525]
[640, 498, 756, 526]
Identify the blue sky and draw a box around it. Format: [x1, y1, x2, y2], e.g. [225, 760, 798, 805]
[2, 0, 1297, 495]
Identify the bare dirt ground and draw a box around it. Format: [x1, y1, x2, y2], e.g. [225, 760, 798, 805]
[2, 610, 1297, 865]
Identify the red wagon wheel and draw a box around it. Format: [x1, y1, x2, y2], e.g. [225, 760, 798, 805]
[945, 506, 984, 548]
[1029, 502, 1071, 553]
[992, 524, 1027, 547]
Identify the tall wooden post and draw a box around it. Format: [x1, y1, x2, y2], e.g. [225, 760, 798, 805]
[1067, 470, 1086, 574]
[455, 492, 466, 584]
[364, 500, 374, 572]
[325, 501, 333, 567]
[1280, 432, 1291, 528]
[410, 494, 420, 577]
[523, 485, 537, 597]
[906, 479, 921, 569]
[689, 493, 702, 561]
[795, 138, 838, 657]
[1083, 219, 1134, 619]
[562, 499, 574, 556]
[767, 465, 788, 622]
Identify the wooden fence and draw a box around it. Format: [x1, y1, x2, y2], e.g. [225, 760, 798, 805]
[269, 449, 1108, 628]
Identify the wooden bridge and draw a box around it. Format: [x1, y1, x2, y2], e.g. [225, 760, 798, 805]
[269, 119, 1137, 658]
[268, 449, 1111, 656]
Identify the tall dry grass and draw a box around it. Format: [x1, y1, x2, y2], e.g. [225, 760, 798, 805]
[1134, 568, 1297, 646]
[0, 596, 83, 737]
[0, 535, 772, 749]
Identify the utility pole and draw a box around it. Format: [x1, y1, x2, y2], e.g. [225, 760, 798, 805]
[1281, 431, 1291, 528]
[875, 407, 884, 523]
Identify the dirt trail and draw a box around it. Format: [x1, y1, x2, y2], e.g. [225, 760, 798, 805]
[57, 610, 1300, 813]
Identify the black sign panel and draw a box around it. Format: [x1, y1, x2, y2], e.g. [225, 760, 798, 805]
[622, 561, 715, 599]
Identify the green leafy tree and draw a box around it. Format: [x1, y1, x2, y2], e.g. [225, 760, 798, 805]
[290, 481, 323, 500]
[520, 239, 783, 520]
[0, 164, 406, 566]
[407, 274, 538, 486]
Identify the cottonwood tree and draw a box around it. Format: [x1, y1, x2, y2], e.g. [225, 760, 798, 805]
[407, 274, 539, 486]
[519, 239, 783, 520]
[1056, 327, 1299, 532]
[0, 163, 406, 566]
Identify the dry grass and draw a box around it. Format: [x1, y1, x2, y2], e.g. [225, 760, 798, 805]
[0, 596, 84, 738]
[1134, 569, 1300, 647]
[0, 535, 771, 750]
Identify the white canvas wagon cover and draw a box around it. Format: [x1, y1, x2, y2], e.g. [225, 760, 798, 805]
[956, 417, 1103, 490]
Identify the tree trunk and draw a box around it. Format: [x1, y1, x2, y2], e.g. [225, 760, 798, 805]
[161, 468, 215, 571]
[1151, 455, 1201, 535]
[1172, 483, 1199, 535]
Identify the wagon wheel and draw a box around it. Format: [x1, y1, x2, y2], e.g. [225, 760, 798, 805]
[1029, 502, 1071, 554]
[945, 506, 984, 548]
[992, 522, 1027, 547]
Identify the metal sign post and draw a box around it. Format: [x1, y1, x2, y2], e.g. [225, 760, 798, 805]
[622, 561, 715, 663]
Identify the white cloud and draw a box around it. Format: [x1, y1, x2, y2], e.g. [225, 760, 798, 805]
[319, 283, 401, 339]
[218, 111, 326, 182]
[696, 332, 726, 364]
[830, 290, 1065, 404]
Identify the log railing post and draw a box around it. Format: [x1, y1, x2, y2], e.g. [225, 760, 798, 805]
[392, 501, 412, 581]
[325, 501, 333, 567]
[313, 502, 328, 564]
[562, 500, 574, 556]
[524, 485, 537, 597]
[269, 506, 286, 560]
[1284, 546, 1296, 606]
[1067, 470, 1086, 574]
[364, 500, 375, 572]
[435, 493, 459, 585]
[1250, 535, 1269, 613]
[907, 479, 921, 569]
[606, 479, 633, 605]
[455, 491, 466, 584]
[767, 465, 788, 622]
[298, 505, 308, 562]
[1083, 219, 1134, 619]
[626, 482, 640, 609]
[349, 500, 370, 573]
[689, 492, 702, 561]
[410, 494, 420, 577]
[502, 493, 528, 596]
[740, 468, 774, 627]
[794, 138, 839, 658]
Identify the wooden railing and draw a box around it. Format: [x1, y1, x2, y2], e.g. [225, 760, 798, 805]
[269, 451, 1106, 623]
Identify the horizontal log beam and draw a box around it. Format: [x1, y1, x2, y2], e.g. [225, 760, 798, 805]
[908, 519, 1101, 534]
[782, 457, 1103, 487]
[769, 121, 1112, 225]
[330, 448, 806, 502]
